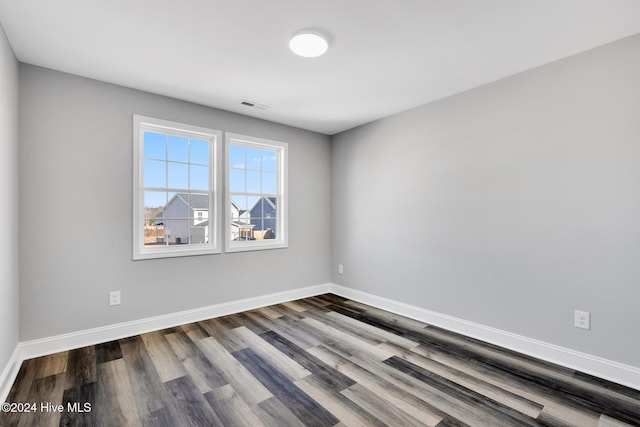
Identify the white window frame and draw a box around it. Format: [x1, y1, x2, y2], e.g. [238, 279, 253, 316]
[225, 133, 288, 252]
[133, 115, 221, 260]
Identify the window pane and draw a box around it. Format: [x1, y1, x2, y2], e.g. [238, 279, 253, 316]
[264, 206, 277, 236]
[246, 147, 261, 171]
[232, 228, 255, 242]
[144, 224, 166, 247]
[247, 198, 262, 239]
[230, 194, 252, 242]
[144, 191, 167, 213]
[168, 135, 189, 162]
[262, 149, 276, 172]
[164, 218, 190, 245]
[262, 172, 276, 194]
[231, 195, 247, 212]
[143, 191, 167, 247]
[135, 116, 220, 258]
[186, 194, 209, 220]
[230, 145, 245, 169]
[190, 224, 208, 245]
[248, 197, 262, 221]
[144, 160, 166, 187]
[168, 162, 188, 189]
[190, 139, 209, 165]
[252, 217, 263, 232]
[163, 193, 188, 217]
[144, 132, 166, 160]
[264, 197, 276, 217]
[225, 135, 286, 251]
[190, 165, 208, 190]
[246, 171, 260, 193]
[230, 169, 245, 192]
[194, 209, 208, 224]
[239, 204, 251, 223]
[247, 196, 260, 215]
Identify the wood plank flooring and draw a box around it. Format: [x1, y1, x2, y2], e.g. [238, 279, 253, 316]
[2, 294, 639, 427]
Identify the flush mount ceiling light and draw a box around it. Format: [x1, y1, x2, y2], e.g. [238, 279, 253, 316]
[289, 31, 329, 58]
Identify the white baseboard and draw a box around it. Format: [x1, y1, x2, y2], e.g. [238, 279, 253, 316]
[0, 283, 331, 402]
[18, 283, 331, 360]
[2, 281, 638, 402]
[329, 284, 640, 391]
[0, 346, 21, 403]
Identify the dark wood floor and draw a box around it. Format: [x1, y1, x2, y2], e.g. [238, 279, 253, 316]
[2, 294, 639, 427]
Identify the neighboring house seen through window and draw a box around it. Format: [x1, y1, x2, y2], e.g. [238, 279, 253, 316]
[133, 115, 221, 259]
[226, 133, 288, 252]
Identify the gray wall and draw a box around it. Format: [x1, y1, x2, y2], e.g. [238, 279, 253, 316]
[0, 24, 19, 371]
[19, 65, 331, 340]
[12, 30, 640, 371]
[331, 34, 640, 367]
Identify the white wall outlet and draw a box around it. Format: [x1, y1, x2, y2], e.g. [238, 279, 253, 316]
[574, 310, 590, 330]
[338, 264, 344, 274]
[109, 291, 121, 306]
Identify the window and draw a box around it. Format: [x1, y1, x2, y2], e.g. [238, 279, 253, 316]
[225, 133, 288, 252]
[133, 115, 221, 259]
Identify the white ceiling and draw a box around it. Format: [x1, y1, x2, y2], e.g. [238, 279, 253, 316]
[1, 1, 639, 135]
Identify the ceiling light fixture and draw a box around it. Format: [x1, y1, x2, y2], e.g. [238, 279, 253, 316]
[289, 31, 329, 58]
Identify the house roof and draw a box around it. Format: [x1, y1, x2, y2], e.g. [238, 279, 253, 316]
[250, 196, 277, 212]
[230, 202, 247, 216]
[153, 193, 209, 219]
[156, 193, 274, 217]
[176, 193, 209, 210]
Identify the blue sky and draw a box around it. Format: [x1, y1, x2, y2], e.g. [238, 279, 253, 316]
[143, 132, 277, 210]
[229, 144, 277, 196]
[143, 131, 209, 208]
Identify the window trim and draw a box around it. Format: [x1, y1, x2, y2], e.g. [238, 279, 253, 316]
[133, 114, 222, 260]
[225, 132, 288, 253]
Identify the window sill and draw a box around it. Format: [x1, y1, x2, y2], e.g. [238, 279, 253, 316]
[133, 246, 221, 260]
[225, 241, 288, 253]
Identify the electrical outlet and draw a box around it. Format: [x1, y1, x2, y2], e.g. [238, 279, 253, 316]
[338, 264, 344, 274]
[574, 310, 590, 330]
[109, 291, 121, 306]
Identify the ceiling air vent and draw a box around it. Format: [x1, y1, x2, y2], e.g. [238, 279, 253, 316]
[240, 100, 270, 110]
